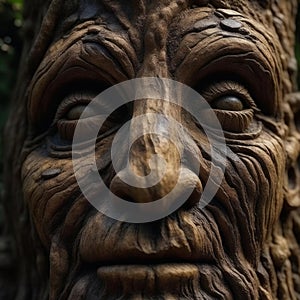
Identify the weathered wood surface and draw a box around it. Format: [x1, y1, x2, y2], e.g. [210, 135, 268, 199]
[2, 1, 300, 299]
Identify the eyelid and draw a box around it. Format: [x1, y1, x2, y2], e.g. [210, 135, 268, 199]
[54, 92, 96, 123]
[201, 81, 259, 110]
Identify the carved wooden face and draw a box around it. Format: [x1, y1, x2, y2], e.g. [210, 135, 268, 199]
[18, 1, 300, 299]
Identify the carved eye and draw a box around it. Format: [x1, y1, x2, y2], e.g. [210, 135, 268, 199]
[200, 81, 258, 133]
[211, 96, 244, 111]
[54, 92, 129, 141]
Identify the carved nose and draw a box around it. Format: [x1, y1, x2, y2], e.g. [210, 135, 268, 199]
[109, 97, 202, 209]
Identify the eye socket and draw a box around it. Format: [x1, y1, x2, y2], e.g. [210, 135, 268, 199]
[53, 91, 130, 142]
[198, 80, 258, 133]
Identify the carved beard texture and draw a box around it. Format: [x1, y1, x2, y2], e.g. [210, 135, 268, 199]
[21, 125, 285, 300]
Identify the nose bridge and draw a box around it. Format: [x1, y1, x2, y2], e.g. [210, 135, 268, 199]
[129, 96, 183, 181]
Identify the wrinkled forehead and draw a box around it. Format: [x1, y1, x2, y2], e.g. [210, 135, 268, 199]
[56, 0, 273, 34]
[26, 0, 294, 79]
[40, 0, 286, 84]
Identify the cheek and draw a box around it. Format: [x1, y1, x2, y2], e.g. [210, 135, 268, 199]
[21, 148, 77, 248]
[236, 134, 286, 238]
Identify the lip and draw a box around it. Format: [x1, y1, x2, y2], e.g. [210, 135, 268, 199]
[97, 263, 200, 277]
[97, 263, 200, 293]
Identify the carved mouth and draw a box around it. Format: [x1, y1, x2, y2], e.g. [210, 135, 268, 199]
[68, 263, 203, 298]
[79, 211, 215, 266]
[84, 249, 214, 267]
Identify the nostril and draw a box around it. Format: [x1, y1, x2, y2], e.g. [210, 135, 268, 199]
[184, 183, 203, 208]
[176, 167, 203, 209]
[110, 170, 156, 204]
[110, 174, 135, 202]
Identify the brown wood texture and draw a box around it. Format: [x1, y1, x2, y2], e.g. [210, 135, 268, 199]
[2, 0, 300, 299]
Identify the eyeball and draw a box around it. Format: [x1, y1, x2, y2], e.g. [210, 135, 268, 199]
[66, 105, 95, 120]
[211, 96, 244, 111]
[66, 105, 86, 120]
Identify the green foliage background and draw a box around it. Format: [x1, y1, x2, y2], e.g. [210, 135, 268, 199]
[0, 0, 22, 192]
[0, 1, 299, 196]
[297, 8, 300, 88]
